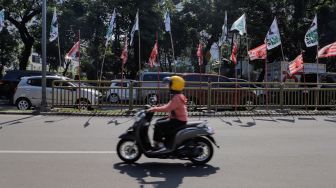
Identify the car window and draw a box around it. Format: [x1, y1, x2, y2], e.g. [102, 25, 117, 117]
[115, 82, 128, 87]
[185, 75, 208, 82]
[27, 78, 42, 87]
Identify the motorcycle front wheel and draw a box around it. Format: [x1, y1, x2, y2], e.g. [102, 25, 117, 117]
[189, 138, 214, 165]
[117, 139, 142, 163]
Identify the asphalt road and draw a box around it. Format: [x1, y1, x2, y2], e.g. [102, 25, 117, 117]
[0, 115, 336, 188]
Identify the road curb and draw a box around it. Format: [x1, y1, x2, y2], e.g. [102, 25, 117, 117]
[1, 110, 336, 117]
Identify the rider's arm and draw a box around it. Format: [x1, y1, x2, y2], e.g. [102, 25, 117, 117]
[149, 96, 178, 113]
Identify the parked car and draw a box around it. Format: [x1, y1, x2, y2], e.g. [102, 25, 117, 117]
[138, 72, 174, 105]
[106, 79, 137, 103]
[0, 70, 58, 101]
[13, 75, 102, 110]
[181, 73, 257, 111]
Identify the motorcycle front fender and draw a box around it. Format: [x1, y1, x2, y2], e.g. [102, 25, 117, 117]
[118, 131, 136, 140]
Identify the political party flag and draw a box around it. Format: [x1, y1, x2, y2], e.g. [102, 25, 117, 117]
[149, 41, 158, 68]
[65, 41, 80, 60]
[305, 15, 318, 47]
[318, 41, 336, 58]
[230, 41, 238, 65]
[248, 44, 267, 60]
[130, 11, 139, 46]
[105, 9, 116, 46]
[219, 11, 228, 46]
[164, 11, 171, 32]
[197, 43, 204, 66]
[230, 14, 246, 36]
[49, 8, 59, 42]
[288, 54, 304, 76]
[120, 36, 128, 65]
[265, 17, 282, 50]
[0, 9, 5, 32]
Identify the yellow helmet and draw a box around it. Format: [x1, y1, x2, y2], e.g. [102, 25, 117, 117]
[163, 75, 185, 91]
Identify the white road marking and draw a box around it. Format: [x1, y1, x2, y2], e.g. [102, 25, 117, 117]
[0, 150, 116, 154]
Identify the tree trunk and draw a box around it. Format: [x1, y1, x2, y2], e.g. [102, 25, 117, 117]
[19, 37, 34, 70]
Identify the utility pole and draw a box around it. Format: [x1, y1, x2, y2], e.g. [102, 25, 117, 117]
[41, 0, 47, 111]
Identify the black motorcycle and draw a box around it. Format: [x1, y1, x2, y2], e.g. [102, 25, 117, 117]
[116, 109, 219, 165]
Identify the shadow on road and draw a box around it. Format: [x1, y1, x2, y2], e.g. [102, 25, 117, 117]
[114, 162, 219, 188]
[0, 115, 49, 129]
[324, 119, 336, 123]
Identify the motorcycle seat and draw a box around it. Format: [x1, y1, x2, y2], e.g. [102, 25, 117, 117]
[186, 121, 204, 127]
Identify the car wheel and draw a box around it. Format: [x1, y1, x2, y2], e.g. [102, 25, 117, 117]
[16, 98, 32, 110]
[187, 98, 198, 111]
[146, 94, 158, 105]
[329, 99, 336, 110]
[76, 99, 90, 110]
[243, 98, 255, 111]
[108, 93, 120, 103]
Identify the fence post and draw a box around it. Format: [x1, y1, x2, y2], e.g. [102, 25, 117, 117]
[207, 81, 211, 112]
[279, 82, 284, 111]
[129, 81, 134, 111]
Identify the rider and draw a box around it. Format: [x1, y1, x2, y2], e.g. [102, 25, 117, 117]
[149, 75, 188, 152]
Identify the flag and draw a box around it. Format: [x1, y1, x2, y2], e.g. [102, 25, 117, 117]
[248, 44, 267, 60]
[120, 36, 128, 65]
[230, 14, 246, 36]
[164, 11, 171, 32]
[230, 41, 238, 65]
[130, 11, 139, 46]
[219, 11, 228, 46]
[49, 8, 58, 42]
[149, 41, 158, 68]
[197, 43, 203, 66]
[65, 41, 80, 60]
[265, 17, 282, 50]
[288, 54, 304, 76]
[305, 15, 318, 47]
[318, 41, 336, 58]
[0, 9, 4, 32]
[105, 9, 116, 47]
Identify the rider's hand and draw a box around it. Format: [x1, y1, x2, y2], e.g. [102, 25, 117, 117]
[148, 107, 155, 112]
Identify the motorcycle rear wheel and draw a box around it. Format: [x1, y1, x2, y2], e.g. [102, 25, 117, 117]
[189, 138, 214, 165]
[117, 139, 142, 163]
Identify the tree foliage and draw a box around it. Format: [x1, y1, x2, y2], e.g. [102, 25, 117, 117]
[0, 0, 335, 78]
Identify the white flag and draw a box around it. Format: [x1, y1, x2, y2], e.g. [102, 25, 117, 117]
[105, 9, 116, 47]
[49, 8, 58, 42]
[130, 11, 139, 46]
[265, 17, 282, 50]
[56, 0, 65, 4]
[219, 11, 228, 46]
[230, 13, 246, 36]
[0, 9, 5, 32]
[164, 11, 171, 32]
[304, 15, 318, 47]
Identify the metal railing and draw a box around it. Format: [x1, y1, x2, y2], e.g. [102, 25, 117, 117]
[51, 80, 336, 111]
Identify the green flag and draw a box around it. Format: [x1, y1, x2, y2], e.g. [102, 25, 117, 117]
[304, 15, 318, 47]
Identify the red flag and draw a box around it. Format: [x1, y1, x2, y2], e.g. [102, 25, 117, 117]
[149, 41, 158, 68]
[248, 44, 267, 60]
[318, 41, 336, 58]
[65, 41, 80, 60]
[120, 37, 128, 65]
[288, 54, 304, 76]
[197, 43, 203, 65]
[230, 41, 238, 65]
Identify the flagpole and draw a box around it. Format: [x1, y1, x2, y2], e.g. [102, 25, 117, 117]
[78, 29, 81, 110]
[169, 31, 177, 73]
[138, 10, 141, 79]
[218, 42, 221, 79]
[100, 47, 108, 81]
[57, 33, 62, 73]
[265, 54, 269, 111]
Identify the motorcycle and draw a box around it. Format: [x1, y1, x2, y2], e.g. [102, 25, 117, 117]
[116, 108, 219, 165]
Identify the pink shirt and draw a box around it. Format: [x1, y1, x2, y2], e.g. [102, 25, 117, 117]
[151, 94, 188, 122]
